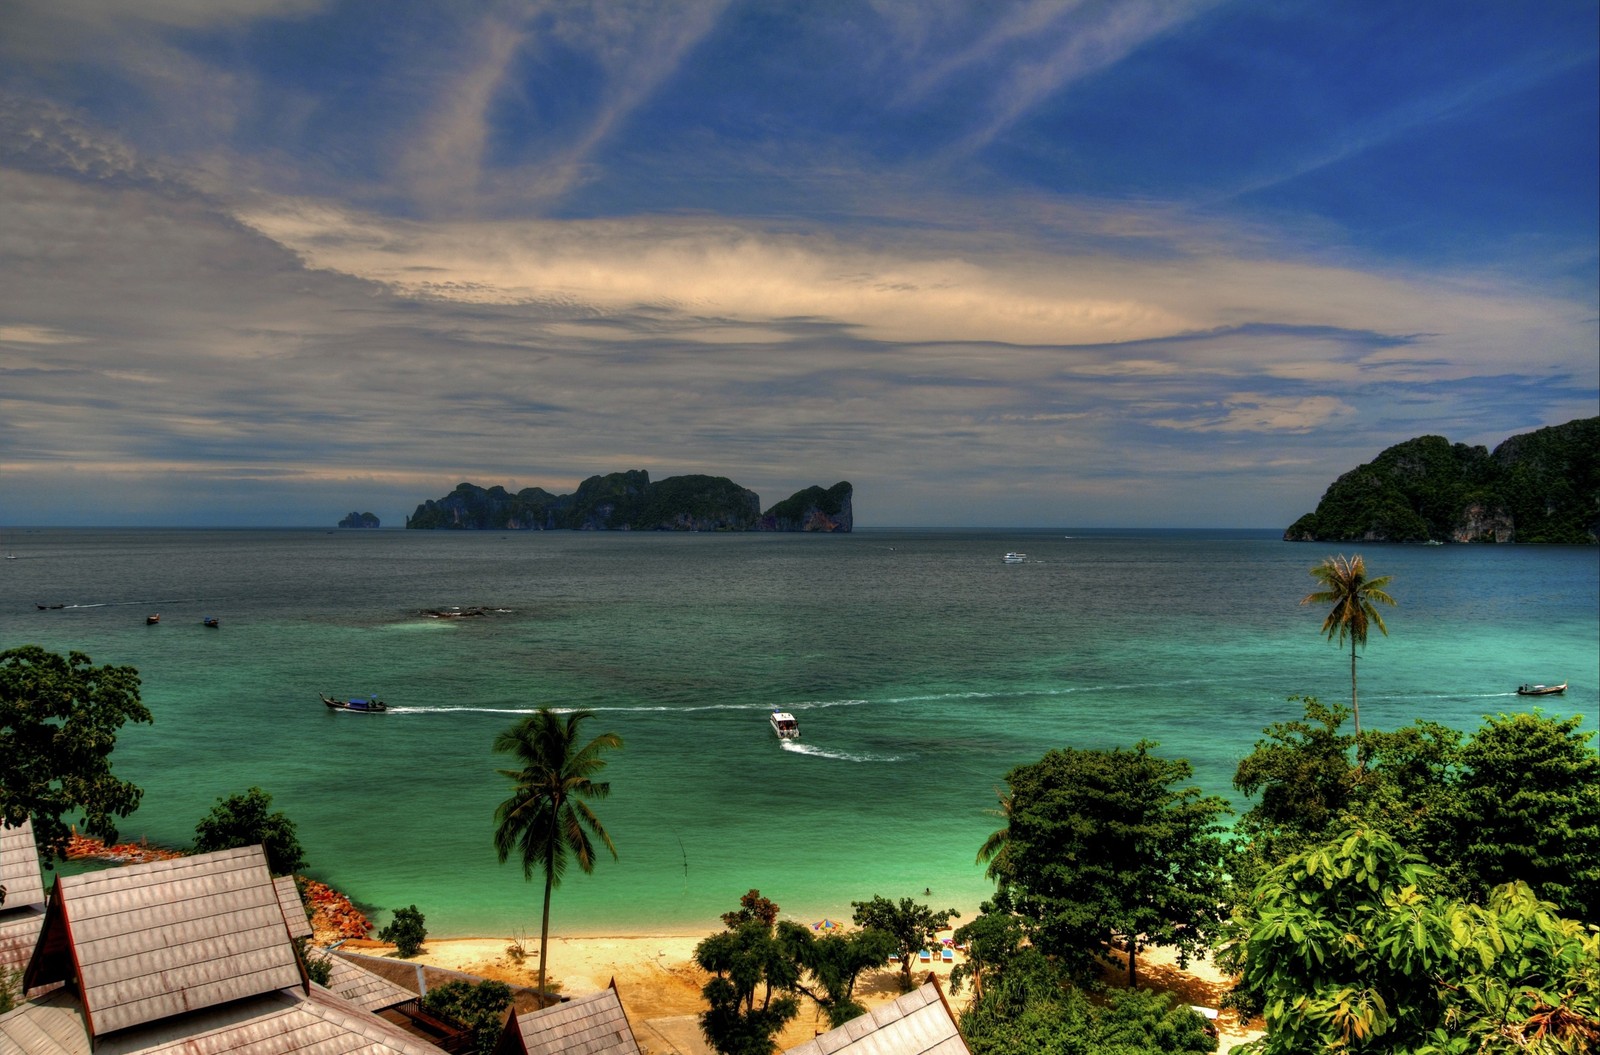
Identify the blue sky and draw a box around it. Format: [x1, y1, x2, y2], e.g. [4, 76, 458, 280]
[1, 1, 1595, 528]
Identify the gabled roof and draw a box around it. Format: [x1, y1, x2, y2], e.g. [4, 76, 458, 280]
[0, 980, 449, 1055]
[23, 845, 305, 1041]
[0, 818, 46, 911]
[496, 982, 641, 1055]
[782, 980, 969, 1055]
[1, 818, 49, 981]
[273, 875, 313, 940]
[319, 952, 418, 1013]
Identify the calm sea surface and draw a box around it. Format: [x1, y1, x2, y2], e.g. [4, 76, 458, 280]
[2, 528, 1596, 937]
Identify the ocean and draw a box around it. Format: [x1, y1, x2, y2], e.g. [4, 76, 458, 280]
[2, 527, 1596, 938]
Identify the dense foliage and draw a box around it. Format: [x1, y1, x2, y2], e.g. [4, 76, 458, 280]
[0, 645, 151, 865]
[696, 890, 802, 1055]
[1285, 417, 1599, 543]
[993, 742, 1233, 986]
[419, 978, 513, 1055]
[191, 786, 306, 875]
[491, 708, 621, 993]
[379, 904, 428, 958]
[1224, 828, 1600, 1053]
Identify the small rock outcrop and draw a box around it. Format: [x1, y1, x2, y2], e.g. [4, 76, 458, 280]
[1285, 417, 1598, 544]
[405, 472, 852, 532]
[338, 511, 380, 529]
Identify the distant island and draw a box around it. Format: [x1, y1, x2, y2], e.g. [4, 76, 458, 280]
[338, 511, 380, 529]
[1285, 417, 1598, 544]
[406, 472, 852, 532]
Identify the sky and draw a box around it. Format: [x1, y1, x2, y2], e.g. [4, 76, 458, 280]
[1, 1, 1596, 529]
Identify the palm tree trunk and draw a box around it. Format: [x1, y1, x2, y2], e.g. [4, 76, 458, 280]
[1350, 638, 1360, 742]
[538, 874, 553, 992]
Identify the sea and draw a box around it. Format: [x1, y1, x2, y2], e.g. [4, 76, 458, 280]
[2, 527, 1596, 939]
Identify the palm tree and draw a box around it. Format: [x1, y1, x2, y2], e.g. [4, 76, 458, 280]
[975, 788, 1013, 881]
[492, 708, 622, 992]
[1301, 554, 1396, 745]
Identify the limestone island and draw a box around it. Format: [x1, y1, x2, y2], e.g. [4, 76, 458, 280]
[406, 471, 852, 532]
[1285, 416, 1598, 544]
[337, 511, 380, 528]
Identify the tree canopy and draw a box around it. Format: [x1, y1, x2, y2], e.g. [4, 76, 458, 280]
[850, 895, 960, 992]
[192, 786, 306, 876]
[0, 645, 151, 862]
[695, 890, 802, 1055]
[996, 742, 1232, 986]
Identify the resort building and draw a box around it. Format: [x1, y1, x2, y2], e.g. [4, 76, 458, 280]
[0, 844, 449, 1054]
[781, 979, 970, 1055]
[0, 819, 47, 986]
[495, 981, 643, 1055]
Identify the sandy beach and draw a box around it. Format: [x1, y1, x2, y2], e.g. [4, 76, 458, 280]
[345, 921, 1263, 1054]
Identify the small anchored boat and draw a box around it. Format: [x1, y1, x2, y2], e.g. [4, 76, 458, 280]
[769, 710, 800, 739]
[1003, 552, 1026, 564]
[202, 617, 219, 628]
[146, 614, 160, 625]
[321, 694, 387, 713]
[1516, 682, 1566, 696]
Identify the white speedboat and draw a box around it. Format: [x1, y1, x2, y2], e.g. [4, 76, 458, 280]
[769, 710, 800, 739]
[1003, 552, 1026, 563]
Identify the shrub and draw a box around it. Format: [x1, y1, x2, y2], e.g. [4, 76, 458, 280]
[379, 904, 427, 958]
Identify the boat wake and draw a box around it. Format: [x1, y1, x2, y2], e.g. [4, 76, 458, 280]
[779, 741, 902, 763]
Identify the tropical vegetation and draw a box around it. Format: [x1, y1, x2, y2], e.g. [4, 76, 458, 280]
[378, 904, 428, 958]
[0, 645, 151, 868]
[419, 978, 513, 1055]
[491, 707, 622, 993]
[1301, 553, 1395, 742]
[192, 785, 306, 875]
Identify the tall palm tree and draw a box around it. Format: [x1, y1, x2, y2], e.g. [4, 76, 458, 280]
[492, 708, 622, 992]
[975, 788, 1013, 881]
[1301, 554, 1396, 745]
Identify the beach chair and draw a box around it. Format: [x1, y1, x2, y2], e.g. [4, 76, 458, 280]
[941, 947, 954, 963]
[918, 949, 932, 964]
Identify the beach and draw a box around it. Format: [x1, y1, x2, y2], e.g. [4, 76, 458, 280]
[345, 919, 1264, 1053]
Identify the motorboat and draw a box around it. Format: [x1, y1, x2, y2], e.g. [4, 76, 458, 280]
[1003, 552, 1026, 564]
[322, 694, 387, 712]
[770, 710, 800, 739]
[146, 614, 160, 625]
[202, 617, 219, 628]
[1516, 682, 1566, 696]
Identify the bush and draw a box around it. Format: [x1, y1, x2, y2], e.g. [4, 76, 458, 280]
[379, 904, 427, 958]
[421, 979, 513, 1055]
[192, 786, 305, 876]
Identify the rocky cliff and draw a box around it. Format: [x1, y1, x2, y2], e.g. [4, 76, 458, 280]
[405, 472, 852, 532]
[1285, 417, 1599, 544]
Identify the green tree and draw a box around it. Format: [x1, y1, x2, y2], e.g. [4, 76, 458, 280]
[420, 978, 513, 1055]
[0, 646, 152, 865]
[379, 904, 427, 958]
[696, 890, 801, 1055]
[1224, 827, 1600, 1054]
[491, 708, 621, 993]
[192, 786, 305, 875]
[1000, 742, 1232, 987]
[975, 787, 1014, 880]
[789, 925, 897, 1027]
[1444, 711, 1600, 923]
[1301, 554, 1396, 744]
[850, 895, 960, 992]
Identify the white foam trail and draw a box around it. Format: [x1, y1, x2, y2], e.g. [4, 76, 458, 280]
[779, 741, 902, 763]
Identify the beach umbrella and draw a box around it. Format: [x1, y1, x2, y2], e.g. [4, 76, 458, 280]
[813, 918, 842, 931]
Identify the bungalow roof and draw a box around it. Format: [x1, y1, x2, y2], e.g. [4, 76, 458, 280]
[0, 818, 46, 911]
[782, 979, 969, 1055]
[496, 981, 641, 1055]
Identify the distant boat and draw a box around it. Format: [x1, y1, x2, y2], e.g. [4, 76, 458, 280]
[146, 614, 160, 625]
[202, 617, 219, 628]
[322, 694, 387, 713]
[1423, 539, 1444, 546]
[1516, 682, 1566, 696]
[1003, 552, 1026, 564]
[770, 710, 800, 739]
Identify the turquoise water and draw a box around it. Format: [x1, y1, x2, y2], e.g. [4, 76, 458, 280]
[3, 528, 1596, 938]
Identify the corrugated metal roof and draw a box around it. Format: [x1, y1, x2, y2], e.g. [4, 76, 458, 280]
[318, 951, 418, 1012]
[0, 907, 46, 977]
[30, 845, 305, 1040]
[0, 818, 46, 910]
[504, 985, 642, 1055]
[0, 979, 451, 1054]
[782, 981, 969, 1055]
[273, 875, 314, 940]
